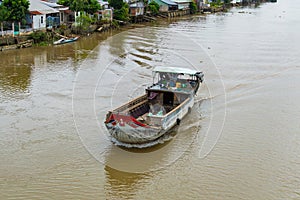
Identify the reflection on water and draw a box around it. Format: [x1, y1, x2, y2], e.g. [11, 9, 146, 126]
[0, 30, 118, 99]
[104, 165, 148, 199]
[0, 65, 32, 97]
[0, 50, 33, 98]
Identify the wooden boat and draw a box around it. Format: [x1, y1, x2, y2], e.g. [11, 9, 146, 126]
[53, 36, 79, 45]
[104, 66, 204, 147]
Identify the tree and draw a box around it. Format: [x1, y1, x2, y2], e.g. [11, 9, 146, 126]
[0, 4, 8, 37]
[70, 0, 85, 12]
[85, 0, 101, 14]
[58, 0, 100, 14]
[148, 1, 159, 15]
[189, 1, 198, 14]
[113, 4, 130, 21]
[59, 0, 100, 27]
[108, 0, 130, 21]
[108, 0, 125, 10]
[59, 0, 81, 12]
[2, 0, 30, 36]
[75, 13, 93, 33]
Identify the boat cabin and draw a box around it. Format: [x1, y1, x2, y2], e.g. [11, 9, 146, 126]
[127, 67, 202, 123]
[147, 68, 198, 108]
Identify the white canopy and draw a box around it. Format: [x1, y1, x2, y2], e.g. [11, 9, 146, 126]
[153, 66, 200, 75]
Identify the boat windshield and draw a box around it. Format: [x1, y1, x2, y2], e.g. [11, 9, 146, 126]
[152, 71, 197, 90]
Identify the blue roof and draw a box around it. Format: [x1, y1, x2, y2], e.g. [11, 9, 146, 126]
[160, 0, 178, 6]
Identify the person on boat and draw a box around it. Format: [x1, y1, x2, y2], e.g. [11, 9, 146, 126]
[149, 97, 166, 116]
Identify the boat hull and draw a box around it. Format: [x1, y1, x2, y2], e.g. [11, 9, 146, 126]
[53, 37, 79, 45]
[106, 123, 165, 144]
[105, 96, 194, 145]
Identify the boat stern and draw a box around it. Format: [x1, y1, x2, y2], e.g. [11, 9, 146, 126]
[104, 113, 163, 144]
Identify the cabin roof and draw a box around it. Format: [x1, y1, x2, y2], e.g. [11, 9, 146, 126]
[173, 0, 192, 3]
[29, 0, 59, 14]
[40, 1, 65, 8]
[160, 0, 178, 6]
[153, 66, 200, 75]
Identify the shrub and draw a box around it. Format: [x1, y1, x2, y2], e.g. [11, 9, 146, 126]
[210, 0, 223, 8]
[190, 2, 198, 14]
[149, 1, 160, 15]
[29, 31, 47, 43]
[113, 4, 130, 21]
[74, 13, 93, 34]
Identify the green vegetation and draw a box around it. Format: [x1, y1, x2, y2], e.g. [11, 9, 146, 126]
[58, 0, 101, 32]
[29, 31, 47, 43]
[189, 1, 198, 14]
[108, 0, 130, 21]
[58, 0, 101, 33]
[2, 0, 29, 34]
[56, 24, 71, 36]
[210, 0, 223, 8]
[74, 13, 93, 34]
[111, 19, 120, 28]
[0, 4, 8, 36]
[148, 1, 160, 15]
[36, 41, 49, 46]
[113, 5, 130, 21]
[29, 31, 59, 46]
[2, 0, 29, 22]
[58, 0, 101, 13]
[108, 0, 124, 10]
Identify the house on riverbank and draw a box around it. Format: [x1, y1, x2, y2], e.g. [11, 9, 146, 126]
[40, 1, 70, 25]
[151, 0, 178, 12]
[128, 0, 145, 17]
[173, 0, 192, 10]
[29, 0, 60, 30]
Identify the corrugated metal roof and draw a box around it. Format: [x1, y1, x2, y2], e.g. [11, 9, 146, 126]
[130, 2, 144, 7]
[40, 1, 65, 8]
[173, 0, 192, 3]
[29, 0, 59, 15]
[160, 0, 178, 6]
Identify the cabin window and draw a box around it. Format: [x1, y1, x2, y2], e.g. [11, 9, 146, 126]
[41, 16, 44, 24]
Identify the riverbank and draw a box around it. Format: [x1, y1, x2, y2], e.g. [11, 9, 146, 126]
[0, 0, 276, 52]
[0, 21, 119, 51]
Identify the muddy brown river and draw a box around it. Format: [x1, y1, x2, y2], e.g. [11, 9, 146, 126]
[1, 0, 300, 199]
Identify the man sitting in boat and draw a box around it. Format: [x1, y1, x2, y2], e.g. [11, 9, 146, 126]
[148, 96, 166, 116]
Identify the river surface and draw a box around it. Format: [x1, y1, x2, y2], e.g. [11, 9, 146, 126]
[1, 0, 300, 199]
